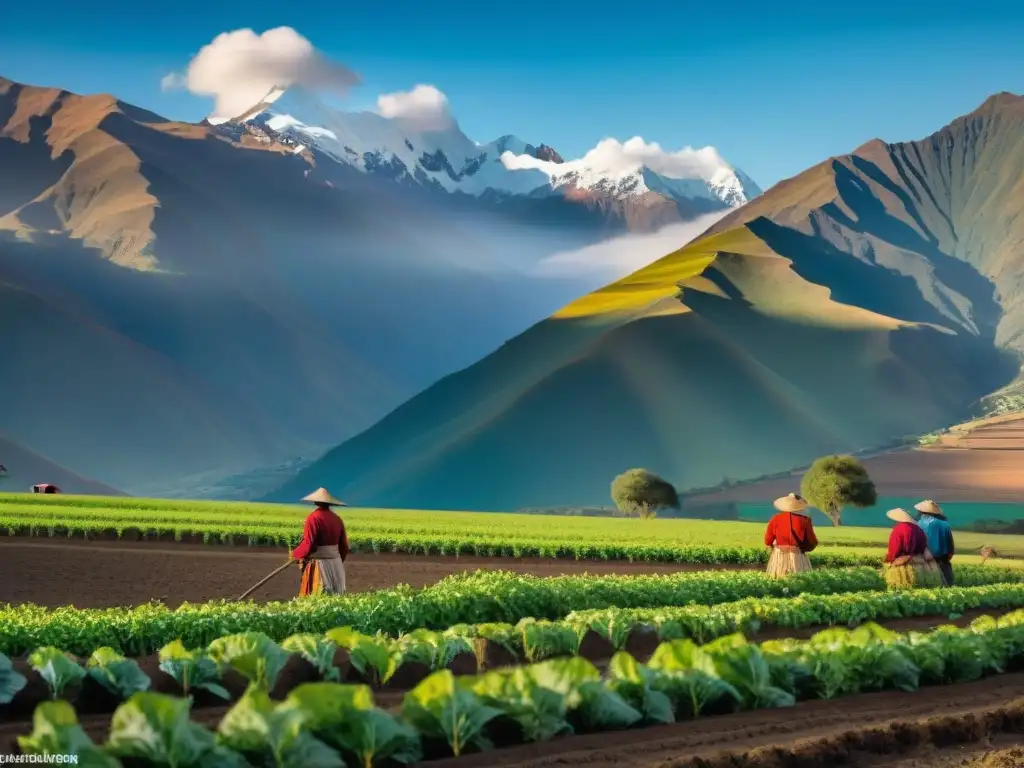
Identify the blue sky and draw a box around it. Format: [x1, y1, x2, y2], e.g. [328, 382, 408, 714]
[2, 0, 1022, 188]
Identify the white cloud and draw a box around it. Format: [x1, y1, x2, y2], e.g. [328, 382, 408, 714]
[376, 84, 454, 132]
[160, 72, 186, 92]
[503, 137, 732, 182]
[531, 212, 729, 281]
[170, 27, 360, 122]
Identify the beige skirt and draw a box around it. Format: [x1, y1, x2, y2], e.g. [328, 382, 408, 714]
[884, 554, 943, 590]
[299, 546, 347, 596]
[766, 545, 812, 579]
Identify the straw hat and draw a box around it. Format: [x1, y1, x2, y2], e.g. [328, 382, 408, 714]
[914, 500, 946, 520]
[774, 493, 809, 513]
[301, 487, 346, 506]
[886, 507, 920, 525]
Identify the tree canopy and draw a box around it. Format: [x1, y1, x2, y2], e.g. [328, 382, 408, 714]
[611, 469, 679, 519]
[800, 454, 877, 526]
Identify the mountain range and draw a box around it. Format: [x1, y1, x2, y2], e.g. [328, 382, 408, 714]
[269, 92, 1024, 510]
[0, 75, 755, 493]
[211, 85, 761, 229]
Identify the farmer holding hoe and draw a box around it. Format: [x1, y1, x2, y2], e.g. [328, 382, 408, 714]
[290, 487, 350, 595]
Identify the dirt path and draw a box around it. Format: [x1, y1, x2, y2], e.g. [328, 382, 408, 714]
[0, 538, 725, 608]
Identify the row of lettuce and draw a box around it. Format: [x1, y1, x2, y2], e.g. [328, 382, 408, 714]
[0, 515, 893, 564]
[6, 566, 1024, 657]
[14, 612, 1024, 767]
[5, 582, 1024, 708]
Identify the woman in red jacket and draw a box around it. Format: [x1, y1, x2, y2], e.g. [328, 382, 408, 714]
[883, 507, 942, 590]
[290, 487, 350, 596]
[764, 493, 818, 578]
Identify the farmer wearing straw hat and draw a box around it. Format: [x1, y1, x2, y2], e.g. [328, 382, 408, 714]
[883, 507, 942, 590]
[915, 500, 955, 586]
[290, 488, 350, 596]
[764, 493, 818, 578]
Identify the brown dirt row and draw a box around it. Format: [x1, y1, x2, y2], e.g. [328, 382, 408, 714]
[425, 674, 1024, 767]
[0, 537, 728, 608]
[4, 673, 1021, 766]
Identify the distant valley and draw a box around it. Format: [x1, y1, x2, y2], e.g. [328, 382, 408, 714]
[0, 75, 755, 494]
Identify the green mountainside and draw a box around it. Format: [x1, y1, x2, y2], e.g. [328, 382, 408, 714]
[270, 93, 1024, 510]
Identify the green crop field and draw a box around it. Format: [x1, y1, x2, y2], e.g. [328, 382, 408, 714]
[6, 493, 1024, 765]
[1, 492, 1021, 566]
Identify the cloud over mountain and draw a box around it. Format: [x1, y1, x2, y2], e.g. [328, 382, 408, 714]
[376, 84, 455, 131]
[163, 27, 360, 122]
[502, 137, 734, 181]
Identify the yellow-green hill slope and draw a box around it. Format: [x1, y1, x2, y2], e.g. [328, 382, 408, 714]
[270, 93, 1024, 511]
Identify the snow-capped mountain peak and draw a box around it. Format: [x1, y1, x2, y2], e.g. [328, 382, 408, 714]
[212, 88, 760, 211]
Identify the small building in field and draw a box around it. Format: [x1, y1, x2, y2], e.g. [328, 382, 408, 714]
[31, 483, 61, 494]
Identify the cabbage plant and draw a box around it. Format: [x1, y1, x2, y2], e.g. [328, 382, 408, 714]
[281, 634, 340, 681]
[158, 640, 229, 700]
[17, 700, 119, 767]
[216, 687, 342, 768]
[207, 632, 289, 691]
[401, 671, 500, 756]
[604, 652, 673, 724]
[0, 651, 27, 704]
[28, 646, 86, 700]
[106, 692, 246, 767]
[281, 682, 421, 767]
[87, 647, 151, 700]
[325, 628, 399, 686]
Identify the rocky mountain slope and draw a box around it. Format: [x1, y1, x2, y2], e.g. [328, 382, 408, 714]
[269, 92, 1024, 511]
[0, 75, 753, 493]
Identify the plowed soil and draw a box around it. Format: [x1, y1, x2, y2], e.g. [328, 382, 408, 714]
[0, 538, 725, 608]
[422, 674, 1024, 767]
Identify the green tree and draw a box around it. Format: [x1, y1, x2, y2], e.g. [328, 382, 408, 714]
[799, 455, 877, 526]
[610, 469, 679, 520]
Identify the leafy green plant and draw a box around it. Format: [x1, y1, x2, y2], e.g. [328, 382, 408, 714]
[605, 652, 674, 724]
[281, 634, 340, 681]
[568, 611, 639, 650]
[800, 624, 920, 698]
[9, 566, 1020, 658]
[0, 651, 27, 704]
[401, 671, 501, 756]
[207, 632, 289, 691]
[646, 640, 741, 717]
[158, 641, 229, 700]
[699, 634, 795, 708]
[17, 700, 120, 767]
[517, 618, 580, 662]
[28, 646, 86, 700]
[281, 682, 421, 767]
[106, 692, 246, 767]
[216, 687, 342, 768]
[325, 627, 399, 686]
[87, 647, 151, 700]
[396, 629, 474, 670]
